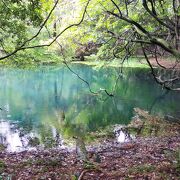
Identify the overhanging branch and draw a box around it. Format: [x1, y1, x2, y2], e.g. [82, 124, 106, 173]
[106, 8, 180, 58]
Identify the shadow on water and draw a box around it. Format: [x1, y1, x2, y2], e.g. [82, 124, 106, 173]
[0, 64, 180, 151]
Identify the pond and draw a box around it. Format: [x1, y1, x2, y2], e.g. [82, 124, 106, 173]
[0, 64, 179, 151]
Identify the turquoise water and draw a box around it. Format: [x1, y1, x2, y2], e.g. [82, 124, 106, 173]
[0, 64, 179, 151]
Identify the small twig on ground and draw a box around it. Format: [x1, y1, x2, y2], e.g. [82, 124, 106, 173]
[78, 170, 89, 180]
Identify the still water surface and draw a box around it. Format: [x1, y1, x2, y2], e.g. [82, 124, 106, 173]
[0, 64, 179, 151]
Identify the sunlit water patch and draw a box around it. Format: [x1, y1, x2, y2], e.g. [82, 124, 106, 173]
[114, 126, 135, 143]
[0, 65, 179, 151]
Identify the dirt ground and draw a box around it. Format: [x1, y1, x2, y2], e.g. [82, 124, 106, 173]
[149, 58, 180, 69]
[0, 135, 179, 180]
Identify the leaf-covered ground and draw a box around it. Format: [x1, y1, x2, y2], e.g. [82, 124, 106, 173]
[0, 135, 179, 180]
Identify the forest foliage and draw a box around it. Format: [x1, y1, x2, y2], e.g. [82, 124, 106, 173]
[0, 0, 179, 63]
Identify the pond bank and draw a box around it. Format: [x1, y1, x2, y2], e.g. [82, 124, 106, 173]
[0, 109, 180, 179]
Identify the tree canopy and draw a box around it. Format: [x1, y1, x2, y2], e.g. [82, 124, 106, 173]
[0, 0, 180, 90]
[0, 0, 43, 53]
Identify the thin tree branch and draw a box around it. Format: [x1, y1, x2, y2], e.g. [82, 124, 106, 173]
[57, 39, 114, 97]
[110, 0, 122, 17]
[141, 43, 169, 89]
[106, 10, 180, 58]
[141, 44, 180, 91]
[154, 46, 167, 69]
[142, 0, 174, 31]
[13, 0, 91, 50]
